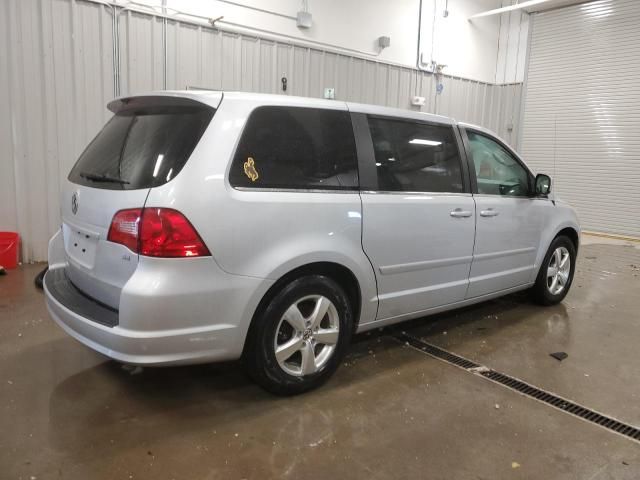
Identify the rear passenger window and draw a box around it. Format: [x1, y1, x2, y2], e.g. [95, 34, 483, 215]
[229, 106, 358, 190]
[367, 117, 463, 193]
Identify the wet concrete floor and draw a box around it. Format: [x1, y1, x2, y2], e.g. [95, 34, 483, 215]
[1, 239, 639, 479]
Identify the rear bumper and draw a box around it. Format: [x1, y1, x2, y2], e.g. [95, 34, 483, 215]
[44, 268, 246, 365]
[44, 239, 272, 366]
[45, 267, 119, 327]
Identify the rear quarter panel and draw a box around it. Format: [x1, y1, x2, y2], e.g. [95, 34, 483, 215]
[144, 95, 379, 327]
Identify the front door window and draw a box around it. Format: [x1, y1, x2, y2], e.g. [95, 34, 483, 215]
[467, 132, 530, 197]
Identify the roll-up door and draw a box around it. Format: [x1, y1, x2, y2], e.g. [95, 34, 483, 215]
[520, 0, 640, 237]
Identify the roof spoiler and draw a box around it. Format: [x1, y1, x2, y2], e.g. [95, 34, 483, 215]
[107, 95, 215, 113]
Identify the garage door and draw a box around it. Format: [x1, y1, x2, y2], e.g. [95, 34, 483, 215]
[520, 0, 640, 238]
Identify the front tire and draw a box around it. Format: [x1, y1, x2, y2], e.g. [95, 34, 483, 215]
[532, 235, 576, 305]
[245, 275, 353, 395]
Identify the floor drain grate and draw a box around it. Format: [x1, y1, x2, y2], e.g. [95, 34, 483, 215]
[398, 331, 481, 370]
[394, 331, 640, 443]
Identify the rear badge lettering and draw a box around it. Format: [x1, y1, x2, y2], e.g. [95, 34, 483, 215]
[121, 254, 131, 262]
[243, 157, 259, 182]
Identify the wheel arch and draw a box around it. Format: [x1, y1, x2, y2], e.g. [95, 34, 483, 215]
[531, 225, 579, 305]
[555, 226, 580, 253]
[532, 221, 580, 285]
[242, 261, 363, 357]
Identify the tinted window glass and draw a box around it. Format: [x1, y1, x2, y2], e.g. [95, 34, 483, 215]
[229, 107, 358, 190]
[467, 132, 530, 197]
[368, 117, 463, 193]
[69, 105, 213, 190]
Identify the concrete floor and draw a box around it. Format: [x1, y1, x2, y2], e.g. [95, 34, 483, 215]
[1, 237, 639, 479]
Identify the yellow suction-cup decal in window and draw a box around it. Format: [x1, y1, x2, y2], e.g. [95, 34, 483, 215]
[243, 157, 259, 182]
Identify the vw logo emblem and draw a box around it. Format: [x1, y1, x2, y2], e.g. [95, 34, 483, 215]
[71, 193, 78, 215]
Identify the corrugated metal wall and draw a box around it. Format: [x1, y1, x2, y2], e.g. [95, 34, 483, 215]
[521, 0, 640, 237]
[0, 0, 114, 263]
[0, 0, 523, 262]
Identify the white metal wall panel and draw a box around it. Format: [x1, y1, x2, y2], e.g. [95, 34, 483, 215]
[160, 16, 522, 133]
[0, 0, 113, 262]
[119, 11, 164, 95]
[0, 0, 523, 262]
[135, 14, 524, 135]
[521, 0, 640, 237]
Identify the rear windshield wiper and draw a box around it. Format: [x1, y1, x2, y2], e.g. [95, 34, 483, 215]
[80, 172, 130, 185]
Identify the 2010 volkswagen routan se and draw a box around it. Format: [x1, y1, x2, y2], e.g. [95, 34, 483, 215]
[44, 91, 580, 394]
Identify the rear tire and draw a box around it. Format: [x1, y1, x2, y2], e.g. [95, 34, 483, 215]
[532, 235, 576, 305]
[244, 275, 353, 395]
[34, 265, 48, 290]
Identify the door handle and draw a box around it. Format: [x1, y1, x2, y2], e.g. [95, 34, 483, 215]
[450, 209, 472, 218]
[480, 208, 499, 217]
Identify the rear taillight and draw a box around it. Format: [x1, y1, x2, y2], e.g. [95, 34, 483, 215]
[107, 208, 141, 253]
[107, 208, 210, 258]
[139, 208, 210, 257]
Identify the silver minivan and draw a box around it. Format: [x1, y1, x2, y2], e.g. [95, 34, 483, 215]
[44, 91, 580, 394]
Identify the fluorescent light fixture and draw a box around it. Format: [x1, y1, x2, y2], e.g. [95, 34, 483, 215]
[469, 0, 549, 19]
[152, 154, 164, 177]
[409, 139, 442, 146]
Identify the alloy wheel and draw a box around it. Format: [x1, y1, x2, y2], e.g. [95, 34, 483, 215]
[274, 295, 340, 376]
[547, 246, 571, 295]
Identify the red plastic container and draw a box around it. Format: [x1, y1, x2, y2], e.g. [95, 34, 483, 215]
[0, 232, 19, 269]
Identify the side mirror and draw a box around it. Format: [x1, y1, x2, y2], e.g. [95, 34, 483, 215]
[535, 173, 551, 196]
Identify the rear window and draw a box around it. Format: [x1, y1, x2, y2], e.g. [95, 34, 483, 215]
[69, 98, 214, 190]
[229, 106, 358, 190]
[368, 116, 463, 193]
